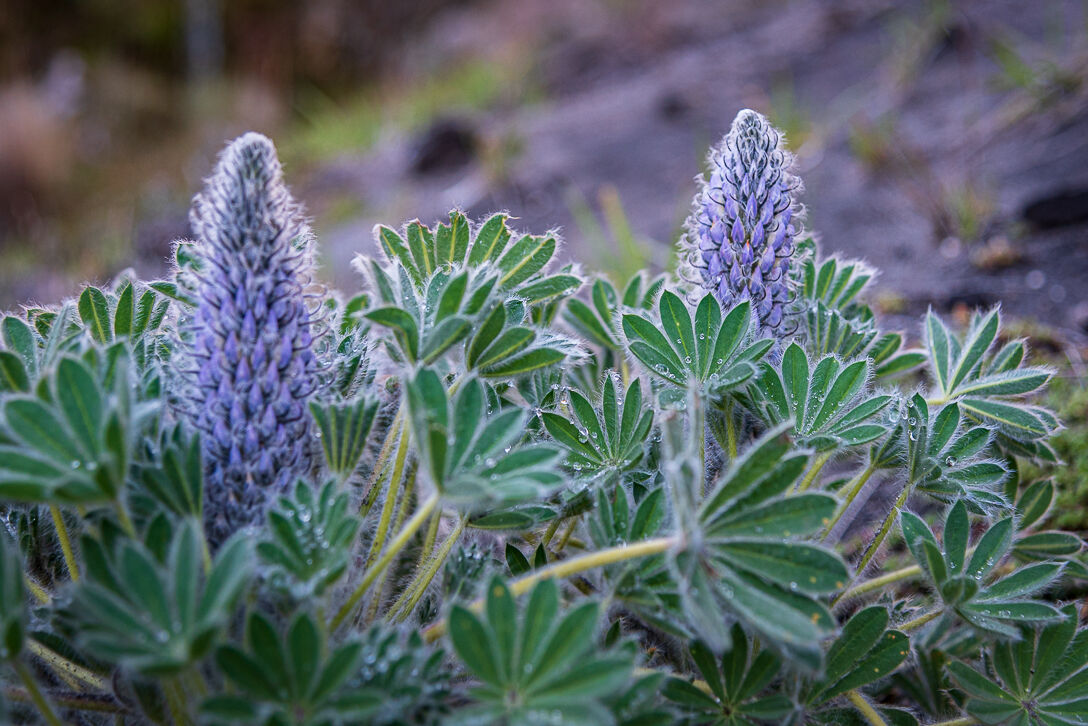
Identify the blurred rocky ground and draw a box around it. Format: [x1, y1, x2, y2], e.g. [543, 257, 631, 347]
[1, 0, 1087, 348]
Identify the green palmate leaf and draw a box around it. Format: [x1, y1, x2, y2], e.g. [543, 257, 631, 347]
[623, 291, 763, 396]
[742, 342, 891, 451]
[561, 273, 663, 361]
[0, 353, 137, 506]
[812, 606, 910, 704]
[923, 308, 1056, 443]
[948, 604, 1088, 725]
[664, 626, 789, 724]
[407, 370, 560, 508]
[671, 425, 845, 666]
[901, 504, 1066, 636]
[206, 611, 379, 725]
[543, 373, 652, 479]
[309, 396, 379, 478]
[448, 577, 632, 723]
[800, 257, 925, 380]
[69, 522, 252, 676]
[135, 425, 203, 518]
[893, 395, 1010, 510]
[258, 480, 360, 598]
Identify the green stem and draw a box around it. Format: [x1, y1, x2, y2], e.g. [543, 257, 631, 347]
[837, 565, 923, 603]
[832, 482, 912, 607]
[423, 535, 677, 643]
[846, 689, 887, 726]
[555, 516, 580, 552]
[24, 576, 51, 605]
[389, 516, 467, 623]
[28, 640, 107, 691]
[693, 389, 706, 462]
[365, 421, 411, 569]
[634, 666, 714, 696]
[900, 608, 943, 632]
[363, 466, 417, 626]
[113, 500, 136, 538]
[725, 408, 738, 460]
[200, 537, 213, 576]
[419, 506, 441, 565]
[50, 505, 80, 582]
[930, 718, 979, 726]
[541, 514, 565, 549]
[331, 493, 440, 631]
[4, 686, 125, 714]
[856, 483, 911, 574]
[823, 463, 876, 538]
[163, 677, 190, 726]
[15, 661, 62, 726]
[360, 409, 403, 518]
[797, 451, 833, 492]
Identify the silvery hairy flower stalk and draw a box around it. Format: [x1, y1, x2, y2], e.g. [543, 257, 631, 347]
[186, 132, 320, 544]
[680, 109, 804, 334]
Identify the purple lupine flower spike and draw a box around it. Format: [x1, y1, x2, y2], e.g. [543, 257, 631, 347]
[186, 133, 320, 544]
[680, 109, 805, 335]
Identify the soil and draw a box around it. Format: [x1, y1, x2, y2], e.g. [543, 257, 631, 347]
[4, 0, 1086, 346]
[302, 0, 1088, 342]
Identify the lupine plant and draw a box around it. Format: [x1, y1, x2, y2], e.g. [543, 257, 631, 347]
[0, 111, 1085, 726]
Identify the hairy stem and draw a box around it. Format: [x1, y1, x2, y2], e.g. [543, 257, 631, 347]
[113, 500, 137, 538]
[365, 420, 412, 569]
[823, 463, 876, 538]
[27, 640, 107, 691]
[837, 565, 923, 604]
[363, 466, 417, 625]
[725, 407, 738, 459]
[49, 505, 79, 582]
[847, 689, 888, 726]
[555, 516, 580, 552]
[423, 536, 677, 643]
[15, 661, 62, 726]
[163, 677, 190, 726]
[331, 493, 440, 631]
[389, 515, 467, 623]
[856, 483, 911, 574]
[833, 481, 912, 607]
[24, 576, 50, 605]
[419, 506, 441, 566]
[541, 514, 565, 549]
[360, 408, 403, 518]
[900, 608, 943, 632]
[797, 451, 833, 492]
[929, 718, 979, 726]
[4, 687, 125, 714]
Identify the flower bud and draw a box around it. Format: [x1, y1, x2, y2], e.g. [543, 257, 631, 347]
[185, 133, 319, 544]
[680, 110, 804, 335]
